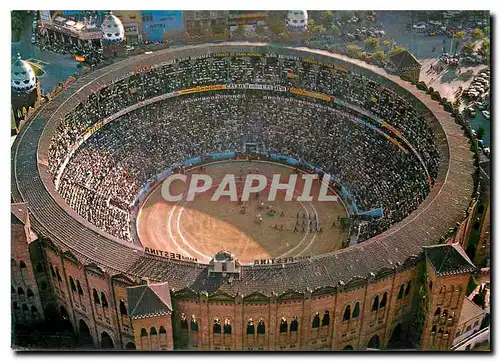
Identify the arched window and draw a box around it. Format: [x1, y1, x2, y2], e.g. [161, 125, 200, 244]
[213, 318, 221, 334]
[279, 317, 288, 333]
[93, 289, 100, 304]
[397, 284, 404, 300]
[19, 261, 27, 269]
[120, 300, 128, 315]
[17, 287, 24, 296]
[159, 326, 166, 334]
[180, 314, 188, 329]
[290, 316, 298, 332]
[442, 309, 448, 318]
[322, 311, 330, 326]
[101, 292, 108, 308]
[434, 307, 441, 316]
[13, 302, 19, 310]
[343, 305, 351, 321]
[11, 286, 15, 294]
[55, 268, 62, 282]
[438, 328, 444, 335]
[22, 304, 28, 312]
[312, 312, 320, 328]
[69, 277, 76, 292]
[380, 293, 387, 308]
[36, 263, 43, 273]
[76, 281, 83, 295]
[31, 305, 38, 315]
[150, 327, 157, 335]
[429, 281, 433, 291]
[41, 281, 47, 291]
[247, 318, 255, 335]
[27, 289, 34, 299]
[431, 325, 437, 333]
[353, 302, 360, 318]
[140, 328, 148, 337]
[257, 319, 265, 335]
[224, 318, 232, 334]
[372, 296, 379, 311]
[405, 281, 412, 297]
[190, 315, 199, 332]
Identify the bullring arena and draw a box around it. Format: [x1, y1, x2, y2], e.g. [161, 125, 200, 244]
[137, 160, 348, 264]
[11, 43, 476, 351]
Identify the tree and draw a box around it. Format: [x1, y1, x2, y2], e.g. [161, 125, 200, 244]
[454, 30, 466, 53]
[462, 42, 475, 55]
[389, 45, 406, 57]
[373, 50, 386, 63]
[319, 10, 334, 26]
[364, 37, 380, 50]
[313, 24, 327, 36]
[330, 24, 341, 38]
[340, 11, 353, 23]
[347, 44, 362, 58]
[383, 39, 393, 48]
[471, 28, 485, 41]
[269, 20, 285, 35]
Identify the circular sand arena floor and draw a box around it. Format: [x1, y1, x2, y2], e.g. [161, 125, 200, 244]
[137, 160, 348, 264]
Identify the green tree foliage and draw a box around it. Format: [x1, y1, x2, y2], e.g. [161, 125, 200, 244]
[11, 11, 29, 42]
[330, 24, 341, 38]
[462, 41, 475, 55]
[319, 10, 334, 26]
[383, 39, 393, 48]
[389, 46, 406, 57]
[364, 37, 380, 50]
[373, 50, 386, 63]
[347, 44, 362, 58]
[455, 30, 466, 41]
[269, 20, 285, 35]
[471, 28, 485, 41]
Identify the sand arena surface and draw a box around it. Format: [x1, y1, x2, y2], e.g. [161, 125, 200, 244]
[137, 160, 348, 264]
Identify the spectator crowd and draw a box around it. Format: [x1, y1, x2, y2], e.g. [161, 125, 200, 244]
[49, 54, 440, 243]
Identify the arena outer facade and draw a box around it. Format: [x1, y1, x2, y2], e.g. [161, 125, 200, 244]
[11, 43, 477, 351]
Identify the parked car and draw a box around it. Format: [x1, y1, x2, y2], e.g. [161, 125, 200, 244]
[31, 36, 36, 44]
[482, 110, 490, 120]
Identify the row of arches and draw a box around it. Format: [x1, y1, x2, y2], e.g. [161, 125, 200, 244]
[141, 326, 167, 336]
[397, 281, 412, 300]
[343, 302, 360, 321]
[12, 286, 35, 299]
[213, 318, 233, 334]
[180, 313, 199, 332]
[49, 263, 63, 282]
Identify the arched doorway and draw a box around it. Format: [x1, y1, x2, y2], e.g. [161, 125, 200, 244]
[60, 306, 73, 333]
[126, 342, 136, 350]
[387, 324, 404, 349]
[367, 335, 381, 350]
[78, 319, 94, 347]
[44, 303, 58, 330]
[101, 331, 114, 349]
[343, 345, 354, 351]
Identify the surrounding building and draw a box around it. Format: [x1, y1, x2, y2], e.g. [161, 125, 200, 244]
[140, 11, 184, 42]
[11, 54, 42, 134]
[228, 11, 267, 34]
[113, 11, 143, 44]
[183, 11, 229, 37]
[386, 49, 422, 83]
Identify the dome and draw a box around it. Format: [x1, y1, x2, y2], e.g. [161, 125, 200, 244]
[101, 13, 125, 44]
[11, 54, 37, 93]
[286, 10, 309, 31]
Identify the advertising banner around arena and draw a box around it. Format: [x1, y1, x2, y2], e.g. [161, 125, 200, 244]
[357, 207, 384, 218]
[226, 84, 287, 92]
[289, 88, 332, 102]
[211, 152, 236, 160]
[178, 84, 227, 95]
[184, 157, 202, 166]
